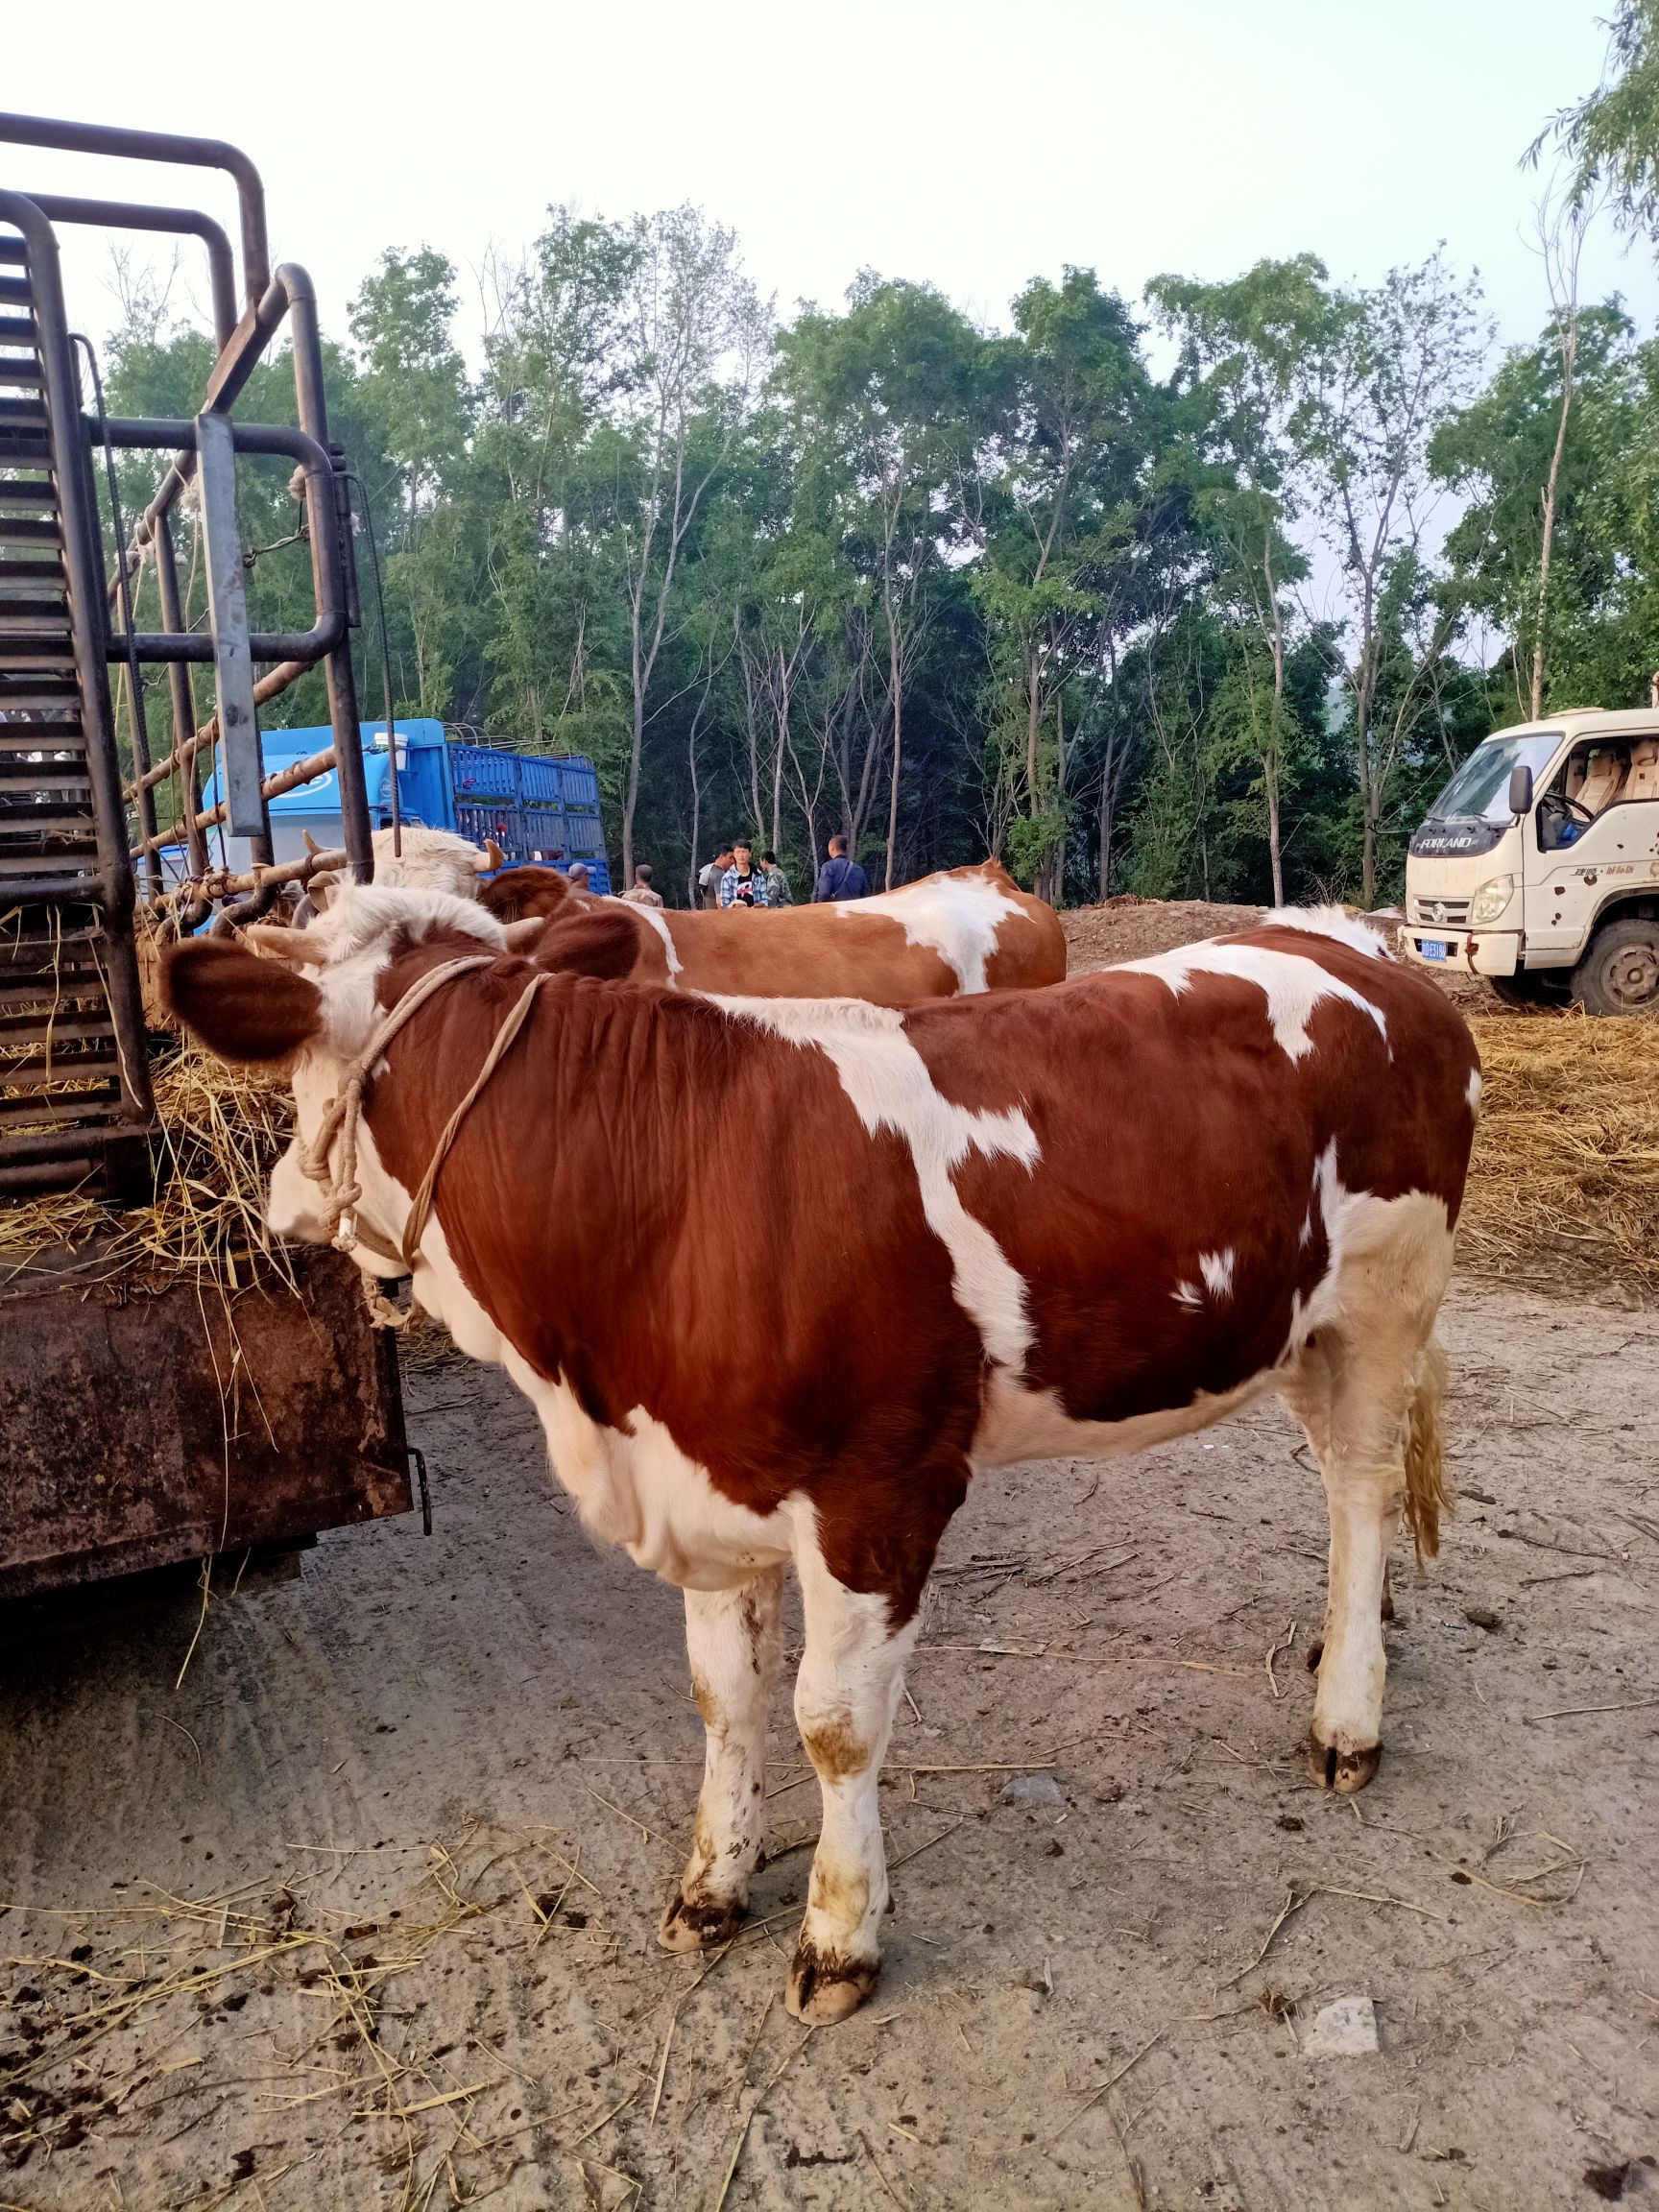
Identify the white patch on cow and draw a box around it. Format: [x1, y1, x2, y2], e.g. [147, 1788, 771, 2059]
[835, 866, 1022, 994]
[1262, 904, 1392, 960]
[1199, 1247, 1235, 1301]
[1171, 1280, 1203, 1310]
[1466, 1068, 1482, 1116]
[634, 901, 684, 983]
[292, 883, 505, 1058]
[711, 995, 1038, 1369]
[1299, 1210, 1313, 1249]
[1116, 939, 1388, 1064]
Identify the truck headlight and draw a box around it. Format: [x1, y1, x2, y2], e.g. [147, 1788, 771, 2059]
[1469, 875, 1515, 926]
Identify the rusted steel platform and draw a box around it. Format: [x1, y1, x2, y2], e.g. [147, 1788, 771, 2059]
[0, 1247, 410, 1600]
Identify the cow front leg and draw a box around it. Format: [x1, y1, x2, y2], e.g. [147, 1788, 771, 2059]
[659, 1567, 784, 1953]
[786, 1550, 918, 2025]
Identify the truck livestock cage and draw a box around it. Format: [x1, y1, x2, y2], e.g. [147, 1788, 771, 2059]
[0, 113, 413, 1599]
[169, 720, 613, 893]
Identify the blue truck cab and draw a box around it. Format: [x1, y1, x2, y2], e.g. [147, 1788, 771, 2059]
[171, 720, 612, 893]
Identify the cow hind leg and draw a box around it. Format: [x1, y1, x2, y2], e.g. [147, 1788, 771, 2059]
[785, 1547, 919, 2026]
[660, 1567, 784, 1953]
[1282, 1197, 1454, 1792]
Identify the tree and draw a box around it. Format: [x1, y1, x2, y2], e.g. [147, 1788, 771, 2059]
[975, 271, 1150, 902]
[1149, 255, 1331, 903]
[614, 208, 770, 883]
[1432, 302, 1641, 717]
[778, 278, 985, 885]
[1537, 1, 1659, 237]
[1294, 253, 1488, 904]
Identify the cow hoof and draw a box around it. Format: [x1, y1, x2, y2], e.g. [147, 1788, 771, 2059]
[658, 1892, 745, 1953]
[784, 1940, 878, 2025]
[1307, 1738, 1382, 1793]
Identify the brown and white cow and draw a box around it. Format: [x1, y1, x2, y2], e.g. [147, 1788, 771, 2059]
[164, 895, 1479, 2023]
[480, 857, 1067, 1004]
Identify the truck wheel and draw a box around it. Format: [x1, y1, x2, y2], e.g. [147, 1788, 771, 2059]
[1488, 971, 1567, 1011]
[1571, 919, 1659, 1016]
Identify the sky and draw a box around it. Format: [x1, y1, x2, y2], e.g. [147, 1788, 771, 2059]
[5, 0, 1655, 365]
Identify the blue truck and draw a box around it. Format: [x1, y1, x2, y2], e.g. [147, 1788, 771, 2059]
[169, 720, 612, 893]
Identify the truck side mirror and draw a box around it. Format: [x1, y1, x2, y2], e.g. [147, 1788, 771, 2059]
[1507, 765, 1533, 819]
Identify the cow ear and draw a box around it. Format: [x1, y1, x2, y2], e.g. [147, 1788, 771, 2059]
[162, 937, 324, 1063]
[531, 908, 640, 981]
[477, 865, 571, 926]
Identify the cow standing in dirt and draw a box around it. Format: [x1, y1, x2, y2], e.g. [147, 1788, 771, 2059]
[165, 898, 1479, 2024]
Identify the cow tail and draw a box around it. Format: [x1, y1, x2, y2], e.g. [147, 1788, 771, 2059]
[1402, 1336, 1452, 1565]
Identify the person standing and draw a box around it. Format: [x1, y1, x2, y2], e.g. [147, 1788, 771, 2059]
[759, 850, 793, 906]
[812, 833, 869, 902]
[620, 862, 665, 909]
[699, 843, 734, 909]
[566, 862, 591, 894]
[718, 839, 765, 908]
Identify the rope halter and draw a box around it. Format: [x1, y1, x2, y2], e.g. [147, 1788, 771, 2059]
[296, 950, 553, 1320]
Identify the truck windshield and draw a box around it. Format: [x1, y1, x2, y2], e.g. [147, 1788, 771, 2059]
[1428, 731, 1562, 824]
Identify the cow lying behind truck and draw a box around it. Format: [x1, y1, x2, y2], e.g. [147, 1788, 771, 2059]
[480, 855, 1068, 1003]
[164, 892, 1479, 2023]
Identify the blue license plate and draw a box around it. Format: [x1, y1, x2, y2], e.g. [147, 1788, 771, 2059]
[1419, 939, 1449, 961]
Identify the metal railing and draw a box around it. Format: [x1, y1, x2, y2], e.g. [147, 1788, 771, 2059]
[0, 112, 378, 1198]
[0, 111, 375, 921]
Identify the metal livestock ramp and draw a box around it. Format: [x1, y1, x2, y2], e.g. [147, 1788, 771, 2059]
[0, 203, 153, 1200]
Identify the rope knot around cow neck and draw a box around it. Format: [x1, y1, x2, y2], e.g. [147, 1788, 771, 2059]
[297, 950, 549, 1311]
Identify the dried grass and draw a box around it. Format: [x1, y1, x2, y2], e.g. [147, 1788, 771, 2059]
[0, 1043, 295, 1294]
[0, 1818, 621, 2208]
[1458, 1012, 1659, 1292]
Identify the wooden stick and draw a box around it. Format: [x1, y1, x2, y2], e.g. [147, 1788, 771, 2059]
[1524, 1696, 1659, 1723]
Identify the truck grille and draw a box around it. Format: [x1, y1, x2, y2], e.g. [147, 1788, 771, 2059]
[1410, 895, 1470, 926]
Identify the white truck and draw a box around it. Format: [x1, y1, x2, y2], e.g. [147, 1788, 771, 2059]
[1404, 707, 1659, 1014]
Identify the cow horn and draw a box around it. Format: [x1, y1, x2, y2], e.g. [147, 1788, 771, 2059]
[478, 838, 505, 874]
[302, 829, 322, 856]
[244, 922, 330, 966]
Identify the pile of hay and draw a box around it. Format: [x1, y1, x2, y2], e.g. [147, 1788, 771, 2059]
[1459, 1012, 1659, 1292]
[0, 1044, 295, 1293]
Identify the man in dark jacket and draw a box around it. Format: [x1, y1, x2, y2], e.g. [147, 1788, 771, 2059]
[812, 834, 870, 902]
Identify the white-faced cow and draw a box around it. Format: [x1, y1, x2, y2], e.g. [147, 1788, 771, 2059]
[164, 893, 1478, 2024]
[480, 857, 1067, 1005]
[303, 827, 505, 909]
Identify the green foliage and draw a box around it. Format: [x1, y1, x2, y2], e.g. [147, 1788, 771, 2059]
[97, 136, 1659, 913]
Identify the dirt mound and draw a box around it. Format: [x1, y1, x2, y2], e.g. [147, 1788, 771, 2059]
[1062, 898, 1264, 972]
[1062, 895, 1507, 1010]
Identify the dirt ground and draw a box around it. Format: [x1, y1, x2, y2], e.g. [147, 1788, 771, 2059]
[1058, 898, 1502, 1017]
[2, 911, 1657, 2212]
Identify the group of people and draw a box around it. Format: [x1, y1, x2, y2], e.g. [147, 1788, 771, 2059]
[593, 834, 873, 911]
[689, 834, 870, 910]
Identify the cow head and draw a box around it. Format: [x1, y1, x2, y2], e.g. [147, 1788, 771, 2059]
[303, 827, 505, 912]
[162, 884, 638, 1272]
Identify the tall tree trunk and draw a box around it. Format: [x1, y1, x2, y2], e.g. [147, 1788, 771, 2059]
[883, 602, 902, 889]
[1097, 740, 1116, 900]
[1264, 529, 1286, 908]
[686, 722, 703, 909]
[1530, 341, 1575, 721]
[1360, 752, 1378, 911]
